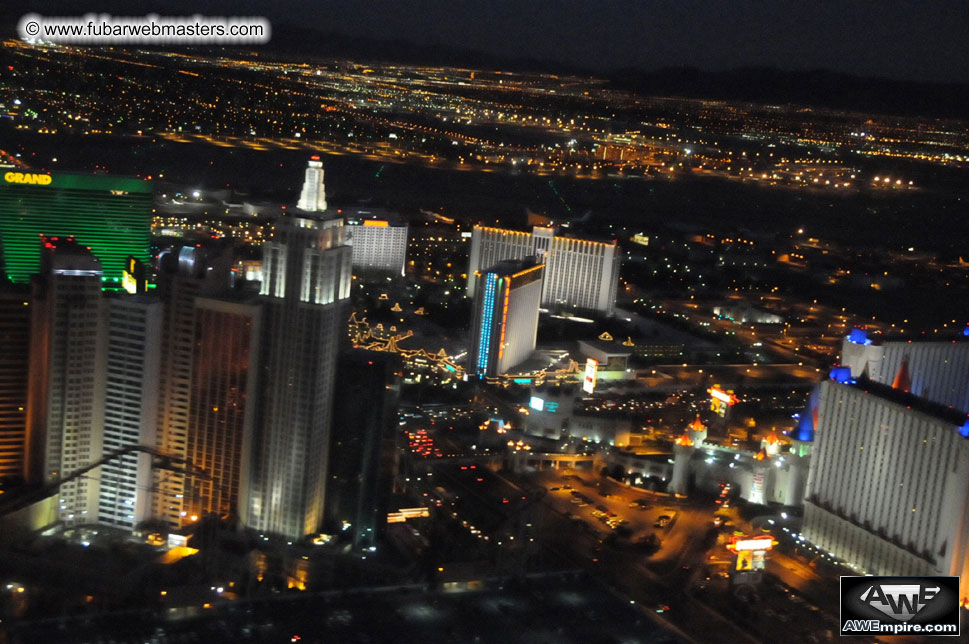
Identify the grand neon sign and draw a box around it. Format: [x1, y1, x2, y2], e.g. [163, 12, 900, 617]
[4, 171, 52, 185]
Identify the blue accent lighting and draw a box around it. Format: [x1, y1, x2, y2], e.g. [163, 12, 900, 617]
[829, 366, 852, 384]
[476, 273, 498, 376]
[792, 385, 819, 442]
[848, 328, 871, 345]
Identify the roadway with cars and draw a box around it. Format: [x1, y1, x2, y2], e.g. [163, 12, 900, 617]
[423, 457, 859, 644]
[517, 467, 855, 644]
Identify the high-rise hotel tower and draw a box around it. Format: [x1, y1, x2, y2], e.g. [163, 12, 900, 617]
[469, 258, 544, 378]
[27, 239, 106, 524]
[246, 159, 353, 539]
[467, 225, 620, 314]
[98, 294, 162, 529]
[801, 332, 969, 579]
[0, 285, 31, 481]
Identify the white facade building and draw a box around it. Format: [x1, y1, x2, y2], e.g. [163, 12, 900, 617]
[467, 225, 620, 314]
[99, 295, 162, 529]
[343, 208, 408, 276]
[153, 273, 195, 527]
[840, 329, 969, 412]
[669, 417, 809, 506]
[28, 243, 106, 525]
[521, 387, 635, 445]
[712, 303, 784, 325]
[247, 160, 353, 539]
[801, 378, 969, 578]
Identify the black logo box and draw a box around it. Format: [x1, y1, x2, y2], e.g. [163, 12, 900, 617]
[841, 576, 960, 634]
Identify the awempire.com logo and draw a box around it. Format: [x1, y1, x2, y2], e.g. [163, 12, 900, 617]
[840, 576, 960, 636]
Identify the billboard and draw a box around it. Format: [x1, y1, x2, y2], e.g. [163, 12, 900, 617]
[728, 535, 776, 551]
[529, 396, 544, 411]
[583, 358, 598, 394]
[709, 385, 738, 417]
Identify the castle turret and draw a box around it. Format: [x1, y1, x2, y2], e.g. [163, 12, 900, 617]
[761, 429, 781, 457]
[749, 455, 769, 505]
[686, 415, 707, 446]
[671, 417, 707, 496]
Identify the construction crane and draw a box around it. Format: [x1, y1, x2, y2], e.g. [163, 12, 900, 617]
[0, 445, 212, 520]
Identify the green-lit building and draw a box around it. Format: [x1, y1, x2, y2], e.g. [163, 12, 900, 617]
[0, 170, 152, 287]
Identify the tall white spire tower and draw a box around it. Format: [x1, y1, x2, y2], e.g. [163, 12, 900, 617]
[245, 156, 352, 539]
[296, 156, 328, 212]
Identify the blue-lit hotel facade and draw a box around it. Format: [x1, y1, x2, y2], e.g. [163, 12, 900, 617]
[469, 259, 544, 378]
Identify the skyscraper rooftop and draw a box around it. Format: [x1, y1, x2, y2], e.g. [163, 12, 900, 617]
[296, 156, 328, 213]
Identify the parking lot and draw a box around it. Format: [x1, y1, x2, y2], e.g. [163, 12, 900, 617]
[533, 469, 715, 564]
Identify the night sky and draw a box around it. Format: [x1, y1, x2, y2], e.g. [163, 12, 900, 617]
[16, 0, 969, 82]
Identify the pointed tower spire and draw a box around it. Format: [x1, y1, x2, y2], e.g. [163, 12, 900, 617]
[892, 357, 912, 392]
[686, 415, 707, 447]
[762, 428, 781, 456]
[689, 415, 706, 433]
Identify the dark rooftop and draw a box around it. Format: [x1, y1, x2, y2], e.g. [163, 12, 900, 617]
[482, 256, 544, 277]
[844, 376, 969, 429]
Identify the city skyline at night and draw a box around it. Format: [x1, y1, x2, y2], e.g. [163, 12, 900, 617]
[0, 5, 968, 643]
